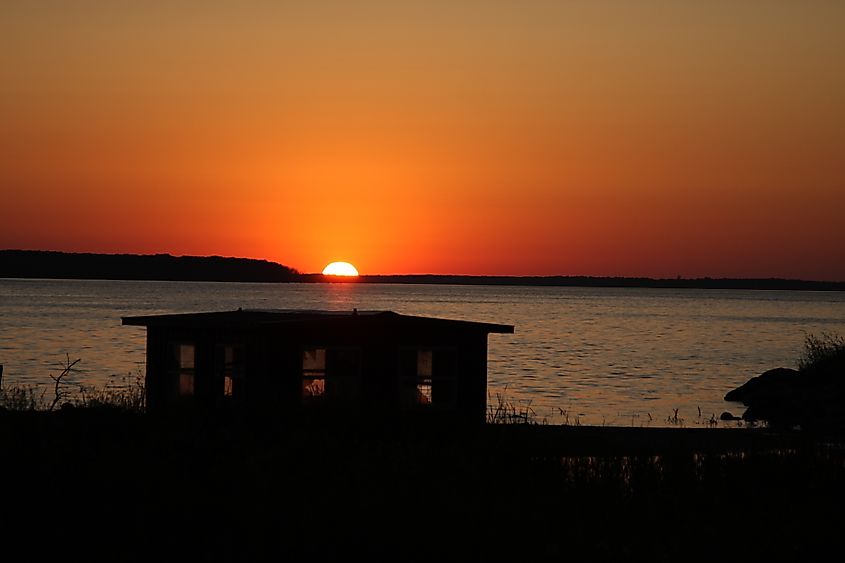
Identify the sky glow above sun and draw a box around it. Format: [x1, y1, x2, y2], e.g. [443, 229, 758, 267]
[1, 2, 844, 279]
[322, 262, 359, 276]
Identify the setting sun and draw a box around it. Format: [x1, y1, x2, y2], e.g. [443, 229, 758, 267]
[322, 262, 359, 276]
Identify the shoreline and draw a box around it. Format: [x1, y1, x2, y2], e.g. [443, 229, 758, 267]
[6, 274, 845, 292]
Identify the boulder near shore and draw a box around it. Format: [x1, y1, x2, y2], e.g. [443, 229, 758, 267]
[726, 366, 845, 430]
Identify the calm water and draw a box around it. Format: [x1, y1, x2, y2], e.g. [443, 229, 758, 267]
[2, 278, 845, 426]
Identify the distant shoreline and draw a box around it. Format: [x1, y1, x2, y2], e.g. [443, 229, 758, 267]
[2, 249, 844, 291]
[304, 274, 845, 292]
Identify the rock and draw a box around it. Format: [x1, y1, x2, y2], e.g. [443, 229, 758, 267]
[726, 365, 845, 429]
[719, 411, 740, 421]
[724, 368, 800, 403]
[741, 407, 759, 421]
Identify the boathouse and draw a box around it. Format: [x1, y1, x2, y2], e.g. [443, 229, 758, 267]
[122, 309, 513, 423]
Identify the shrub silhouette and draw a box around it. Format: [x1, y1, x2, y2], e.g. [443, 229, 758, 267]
[798, 332, 845, 374]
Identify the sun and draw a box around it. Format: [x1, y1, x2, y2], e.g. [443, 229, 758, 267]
[322, 261, 359, 276]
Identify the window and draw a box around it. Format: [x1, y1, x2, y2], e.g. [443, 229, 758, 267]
[302, 348, 326, 399]
[302, 347, 361, 404]
[172, 343, 195, 397]
[415, 349, 433, 405]
[220, 344, 244, 399]
[400, 348, 456, 408]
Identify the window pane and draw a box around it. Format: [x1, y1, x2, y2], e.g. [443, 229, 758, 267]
[416, 383, 432, 405]
[303, 348, 326, 371]
[179, 344, 195, 370]
[417, 349, 433, 377]
[179, 372, 194, 396]
[303, 377, 325, 398]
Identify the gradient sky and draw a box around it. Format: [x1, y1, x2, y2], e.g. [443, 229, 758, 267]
[2, 1, 844, 278]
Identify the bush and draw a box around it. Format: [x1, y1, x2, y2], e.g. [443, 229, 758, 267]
[798, 332, 845, 373]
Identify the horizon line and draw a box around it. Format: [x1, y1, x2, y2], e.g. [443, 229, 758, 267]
[2, 248, 843, 285]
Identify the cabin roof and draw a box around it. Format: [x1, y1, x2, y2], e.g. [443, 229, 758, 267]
[121, 309, 514, 333]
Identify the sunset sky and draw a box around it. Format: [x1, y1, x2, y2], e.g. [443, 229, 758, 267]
[2, 1, 844, 279]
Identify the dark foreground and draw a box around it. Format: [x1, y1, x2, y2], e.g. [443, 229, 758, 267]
[2, 410, 844, 561]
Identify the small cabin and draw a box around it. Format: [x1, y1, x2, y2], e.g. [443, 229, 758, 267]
[122, 309, 514, 423]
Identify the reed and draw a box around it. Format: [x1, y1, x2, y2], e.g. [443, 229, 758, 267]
[486, 387, 540, 424]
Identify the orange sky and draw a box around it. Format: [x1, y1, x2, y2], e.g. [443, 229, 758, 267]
[2, 1, 844, 279]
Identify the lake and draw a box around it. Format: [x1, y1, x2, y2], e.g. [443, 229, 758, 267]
[2, 278, 845, 426]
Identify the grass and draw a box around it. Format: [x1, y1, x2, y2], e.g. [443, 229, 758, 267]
[0, 384, 44, 411]
[0, 355, 145, 413]
[77, 369, 146, 411]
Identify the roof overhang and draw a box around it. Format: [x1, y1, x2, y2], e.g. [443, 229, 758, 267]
[122, 309, 514, 334]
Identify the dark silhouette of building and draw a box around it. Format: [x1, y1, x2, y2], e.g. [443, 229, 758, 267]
[123, 309, 513, 423]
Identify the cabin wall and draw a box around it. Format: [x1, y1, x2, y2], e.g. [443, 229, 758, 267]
[142, 322, 497, 425]
[363, 338, 398, 413]
[460, 333, 489, 424]
[145, 328, 164, 412]
[195, 331, 215, 406]
[245, 332, 301, 413]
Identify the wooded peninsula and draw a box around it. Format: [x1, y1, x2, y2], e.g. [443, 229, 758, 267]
[2, 250, 843, 290]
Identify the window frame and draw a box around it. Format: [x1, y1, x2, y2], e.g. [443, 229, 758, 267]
[217, 343, 245, 401]
[301, 347, 327, 401]
[300, 346, 363, 405]
[169, 342, 196, 399]
[398, 346, 458, 409]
